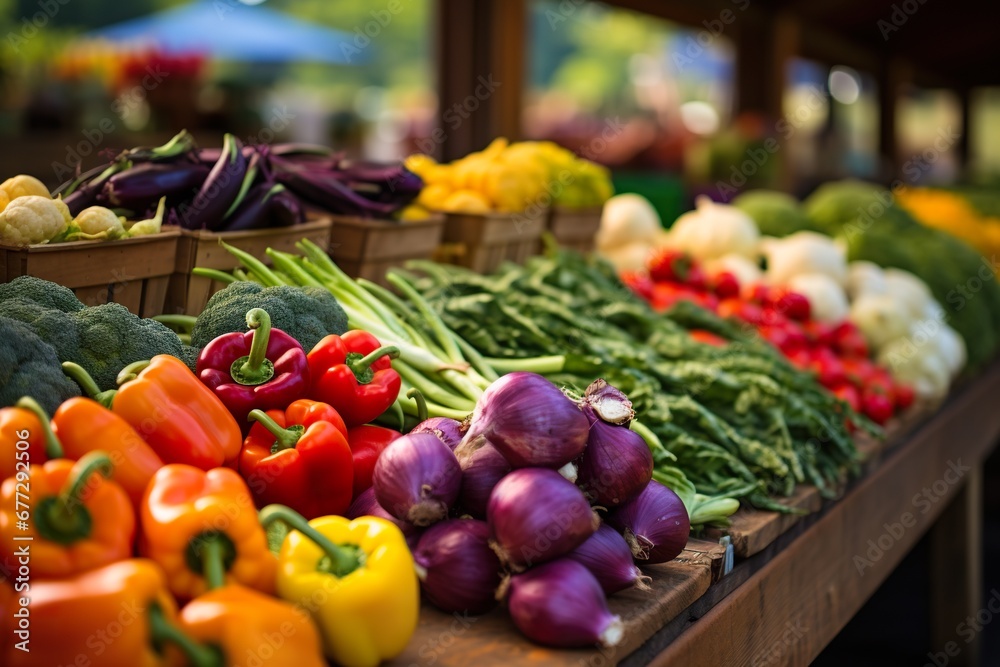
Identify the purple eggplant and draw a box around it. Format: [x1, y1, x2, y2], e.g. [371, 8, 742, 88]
[222, 183, 302, 232]
[275, 162, 398, 218]
[100, 162, 209, 211]
[179, 133, 249, 230]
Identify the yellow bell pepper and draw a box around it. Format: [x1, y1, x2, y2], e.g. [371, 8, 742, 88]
[260, 504, 419, 667]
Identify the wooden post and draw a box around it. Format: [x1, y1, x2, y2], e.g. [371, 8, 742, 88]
[956, 85, 972, 174]
[433, 0, 526, 161]
[878, 58, 911, 179]
[928, 465, 983, 667]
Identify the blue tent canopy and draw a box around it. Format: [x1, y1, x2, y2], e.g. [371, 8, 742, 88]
[89, 1, 361, 64]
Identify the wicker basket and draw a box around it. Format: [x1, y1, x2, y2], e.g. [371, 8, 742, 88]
[0, 230, 180, 316]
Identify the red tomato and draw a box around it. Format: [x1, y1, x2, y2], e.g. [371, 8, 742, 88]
[648, 249, 693, 284]
[861, 390, 894, 425]
[717, 298, 764, 325]
[830, 321, 869, 358]
[802, 320, 835, 348]
[841, 357, 876, 387]
[894, 383, 916, 411]
[867, 368, 895, 401]
[831, 384, 861, 412]
[809, 349, 847, 388]
[689, 329, 727, 347]
[744, 283, 773, 305]
[774, 291, 811, 321]
[759, 322, 807, 355]
[710, 271, 741, 299]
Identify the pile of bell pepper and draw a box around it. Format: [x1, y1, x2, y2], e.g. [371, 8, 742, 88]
[0, 308, 419, 667]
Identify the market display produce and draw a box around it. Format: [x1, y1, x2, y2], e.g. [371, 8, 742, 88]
[405, 138, 613, 214]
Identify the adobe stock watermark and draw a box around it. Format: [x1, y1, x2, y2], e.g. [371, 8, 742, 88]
[924, 589, 1000, 667]
[404, 611, 478, 666]
[751, 620, 808, 667]
[853, 459, 971, 575]
[877, 0, 931, 41]
[672, 0, 751, 72]
[413, 75, 502, 155]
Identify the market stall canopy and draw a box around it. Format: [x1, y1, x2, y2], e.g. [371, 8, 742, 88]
[86, 0, 361, 64]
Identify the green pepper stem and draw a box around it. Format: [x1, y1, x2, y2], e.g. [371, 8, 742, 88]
[201, 534, 227, 591]
[117, 360, 152, 386]
[14, 397, 63, 459]
[258, 504, 363, 578]
[406, 388, 428, 423]
[61, 362, 116, 409]
[349, 345, 399, 385]
[59, 451, 114, 511]
[148, 603, 223, 667]
[247, 410, 301, 452]
[237, 308, 274, 383]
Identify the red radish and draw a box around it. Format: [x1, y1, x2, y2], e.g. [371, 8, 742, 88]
[786, 348, 812, 369]
[841, 358, 875, 387]
[744, 283, 773, 304]
[831, 384, 860, 412]
[684, 263, 707, 291]
[861, 390, 893, 425]
[868, 369, 896, 402]
[809, 350, 847, 389]
[621, 272, 654, 300]
[710, 271, 740, 299]
[802, 320, 835, 347]
[689, 329, 727, 347]
[717, 298, 764, 325]
[647, 249, 693, 283]
[774, 291, 811, 321]
[758, 307, 789, 328]
[830, 322, 869, 358]
[894, 384, 915, 411]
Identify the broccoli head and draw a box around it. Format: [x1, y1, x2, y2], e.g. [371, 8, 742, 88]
[0, 275, 84, 313]
[72, 303, 184, 390]
[178, 344, 201, 373]
[191, 282, 348, 351]
[0, 316, 81, 414]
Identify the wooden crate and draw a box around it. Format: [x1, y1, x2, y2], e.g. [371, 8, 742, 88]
[328, 214, 445, 286]
[545, 205, 603, 253]
[438, 208, 547, 274]
[164, 218, 332, 315]
[0, 230, 180, 316]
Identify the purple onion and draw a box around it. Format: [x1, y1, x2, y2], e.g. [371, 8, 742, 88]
[373, 433, 462, 527]
[577, 410, 653, 508]
[410, 417, 466, 451]
[486, 468, 599, 570]
[347, 487, 422, 546]
[582, 379, 635, 425]
[462, 372, 589, 469]
[567, 525, 650, 596]
[454, 439, 511, 519]
[412, 519, 502, 614]
[607, 480, 690, 564]
[506, 559, 623, 648]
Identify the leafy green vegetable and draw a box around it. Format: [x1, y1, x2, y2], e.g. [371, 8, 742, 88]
[0, 275, 85, 313]
[190, 282, 348, 351]
[0, 316, 81, 413]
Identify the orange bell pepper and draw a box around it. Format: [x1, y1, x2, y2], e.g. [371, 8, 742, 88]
[172, 584, 326, 667]
[0, 451, 135, 580]
[141, 464, 276, 599]
[0, 398, 62, 481]
[113, 355, 242, 470]
[50, 395, 164, 507]
[0, 559, 176, 667]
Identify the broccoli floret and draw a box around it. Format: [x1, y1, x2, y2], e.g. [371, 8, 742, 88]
[72, 303, 184, 390]
[178, 344, 201, 372]
[0, 275, 84, 313]
[0, 316, 81, 414]
[0, 297, 81, 356]
[191, 282, 348, 351]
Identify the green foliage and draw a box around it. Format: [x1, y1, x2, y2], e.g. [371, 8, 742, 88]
[0, 316, 81, 413]
[190, 281, 348, 352]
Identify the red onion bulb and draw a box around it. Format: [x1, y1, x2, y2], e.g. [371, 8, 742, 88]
[582, 379, 635, 425]
[487, 468, 599, 570]
[347, 487, 422, 546]
[462, 372, 589, 468]
[373, 432, 462, 527]
[567, 524, 651, 596]
[454, 438, 511, 519]
[577, 410, 653, 508]
[410, 417, 466, 450]
[506, 559, 624, 648]
[412, 519, 502, 614]
[607, 480, 690, 564]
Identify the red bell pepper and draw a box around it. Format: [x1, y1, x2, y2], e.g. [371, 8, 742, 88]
[197, 308, 309, 426]
[307, 331, 401, 427]
[241, 400, 353, 519]
[347, 424, 402, 499]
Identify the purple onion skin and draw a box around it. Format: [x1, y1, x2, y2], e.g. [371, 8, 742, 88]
[347, 487, 421, 543]
[454, 439, 510, 519]
[567, 525, 650, 596]
[607, 480, 690, 564]
[487, 468, 599, 570]
[373, 433, 462, 527]
[577, 409, 653, 508]
[410, 417, 465, 451]
[463, 372, 589, 469]
[582, 379, 635, 426]
[507, 559, 623, 648]
[412, 519, 502, 614]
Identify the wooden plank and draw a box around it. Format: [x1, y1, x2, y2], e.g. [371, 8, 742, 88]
[328, 215, 445, 262]
[390, 539, 724, 667]
[646, 361, 1000, 667]
[929, 465, 983, 667]
[706, 484, 821, 559]
[140, 275, 170, 318]
[73, 284, 111, 308]
[111, 279, 143, 315]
